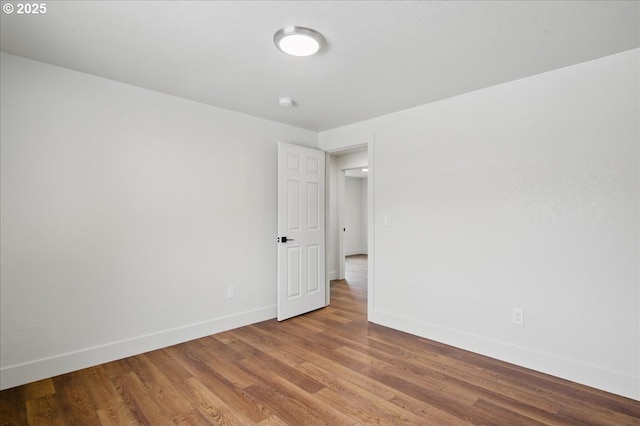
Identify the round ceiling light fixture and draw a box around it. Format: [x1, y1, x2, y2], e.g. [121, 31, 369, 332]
[274, 26, 325, 57]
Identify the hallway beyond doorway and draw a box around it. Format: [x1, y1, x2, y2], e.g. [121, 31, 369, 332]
[344, 254, 367, 287]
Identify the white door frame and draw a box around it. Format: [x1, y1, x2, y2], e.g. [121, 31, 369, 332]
[324, 142, 374, 317]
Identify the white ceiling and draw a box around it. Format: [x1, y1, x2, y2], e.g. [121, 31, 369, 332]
[1, 1, 638, 132]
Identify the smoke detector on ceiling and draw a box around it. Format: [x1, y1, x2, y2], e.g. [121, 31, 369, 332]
[278, 97, 294, 108]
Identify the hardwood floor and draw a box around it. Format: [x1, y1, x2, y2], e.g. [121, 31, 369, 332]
[2, 257, 639, 425]
[345, 254, 367, 288]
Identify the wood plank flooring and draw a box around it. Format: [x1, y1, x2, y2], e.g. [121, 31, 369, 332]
[2, 256, 639, 425]
[345, 254, 367, 288]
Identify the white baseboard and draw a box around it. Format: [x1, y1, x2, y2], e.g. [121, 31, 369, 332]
[369, 309, 639, 401]
[328, 270, 339, 281]
[0, 305, 276, 390]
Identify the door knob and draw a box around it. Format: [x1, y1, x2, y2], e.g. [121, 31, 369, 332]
[279, 236, 294, 243]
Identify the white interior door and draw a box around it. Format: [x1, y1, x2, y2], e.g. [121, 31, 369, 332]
[277, 142, 326, 321]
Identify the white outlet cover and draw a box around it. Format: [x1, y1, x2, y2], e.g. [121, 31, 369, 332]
[512, 307, 524, 325]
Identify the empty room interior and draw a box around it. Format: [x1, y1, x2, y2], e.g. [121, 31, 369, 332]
[1, 1, 639, 424]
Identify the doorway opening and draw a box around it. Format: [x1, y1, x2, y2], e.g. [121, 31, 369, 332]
[343, 167, 368, 287]
[326, 145, 370, 310]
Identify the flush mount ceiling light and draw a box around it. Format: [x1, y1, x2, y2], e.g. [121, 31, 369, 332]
[274, 26, 325, 57]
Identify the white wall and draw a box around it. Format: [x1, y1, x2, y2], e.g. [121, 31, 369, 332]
[0, 53, 318, 389]
[345, 177, 367, 255]
[319, 49, 640, 400]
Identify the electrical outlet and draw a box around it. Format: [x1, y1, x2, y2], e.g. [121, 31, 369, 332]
[227, 286, 235, 299]
[512, 307, 524, 326]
